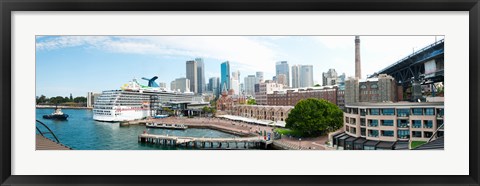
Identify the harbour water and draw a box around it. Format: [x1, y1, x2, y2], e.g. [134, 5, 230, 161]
[36, 108, 241, 150]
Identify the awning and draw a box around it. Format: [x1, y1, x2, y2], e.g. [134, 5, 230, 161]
[394, 141, 409, 150]
[364, 140, 380, 147]
[376, 141, 395, 149]
[354, 138, 367, 145]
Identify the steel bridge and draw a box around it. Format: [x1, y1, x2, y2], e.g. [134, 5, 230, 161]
[369, 39, 444, 85]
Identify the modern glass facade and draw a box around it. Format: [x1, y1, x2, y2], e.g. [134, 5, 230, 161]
[276, 61, 290, 87]
[220, 61, 230, 92]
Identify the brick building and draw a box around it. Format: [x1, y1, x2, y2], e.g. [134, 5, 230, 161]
[266, 86, 338, 106]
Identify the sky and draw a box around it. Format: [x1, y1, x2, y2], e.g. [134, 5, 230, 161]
[35, 35, 444, 97]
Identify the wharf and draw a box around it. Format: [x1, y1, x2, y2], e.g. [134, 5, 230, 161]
[139, 133, 269, 149]
[36, 134, 71, 150]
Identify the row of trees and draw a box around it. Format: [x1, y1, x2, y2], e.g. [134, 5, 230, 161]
[36, 94, 87, 105]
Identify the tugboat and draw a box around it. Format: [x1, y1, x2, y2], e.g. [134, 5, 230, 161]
[43, 106, 69, 120]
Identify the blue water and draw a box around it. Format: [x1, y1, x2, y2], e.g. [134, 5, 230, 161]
[36, 108, 240, 150]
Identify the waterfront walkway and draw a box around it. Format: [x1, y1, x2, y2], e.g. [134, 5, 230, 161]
[143, 117, 331, 150]
[36, 134, 71, 150]
[139, 133, 267, 149]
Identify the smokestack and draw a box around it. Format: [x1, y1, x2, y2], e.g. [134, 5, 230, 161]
[355, 36, 361, 79]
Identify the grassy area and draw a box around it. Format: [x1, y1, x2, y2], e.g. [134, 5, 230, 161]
[411, 141, 427, 149]
[274, 128, 303, 137]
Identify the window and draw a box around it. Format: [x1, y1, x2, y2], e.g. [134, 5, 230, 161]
[437, 108, 444, 117]
[425, 108, 435, 115]
[361, 128, 366, 136]
[424, 132, 433, 138]
[350, 118, 356, 125]
[345, 117, 349, 124]
[412, 120, 422, 128]
[397, 119, 409, 128]
[360, 85, 367, 89]
[370, 109, 379, 115]
[381, 130, 394, 137]
[371, 84, 378, 89]
[412, 131, 422, 138]
[368, 130, 379, 137]
[437, 119, 444, 128]
[382, 108, 395, 115]
[351, 127, 356, 134]
[360, 118, 366, 126]
[364, 146, 376, 150]
[412, 108, 423, 115]
[423, 120, 433, 128]
[360, 109, 366, 116]
[381, 120, 394, 126]
[368, 119, 378, 127]
[397, 109, 410, 117]
[398, 130, 410, 139]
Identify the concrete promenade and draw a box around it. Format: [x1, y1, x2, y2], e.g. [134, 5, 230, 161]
[143, 117, 331, 150]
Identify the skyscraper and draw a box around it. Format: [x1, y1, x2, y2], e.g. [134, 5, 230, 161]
[355, 36, 361, 79]
[244, 75, 257, 96]
[276, 61, 290, 87]
[256, 71, 264, 83]
[195, 58, 205, 94]
[220, 61, 230, 93]
[231, 70, 240, 95]
[171, 77, 190, 93]
[186, 60, 198, 94]
[322, 68, 339, 86]
[300, 65, 314, 88]
[208, 77, 220, 97]
[291, 65, 301, 88]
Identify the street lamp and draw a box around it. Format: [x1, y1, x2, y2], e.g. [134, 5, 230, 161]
[299, 138, 302, 150]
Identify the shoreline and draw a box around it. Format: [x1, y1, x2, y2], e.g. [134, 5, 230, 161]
[36, 105, 92, 109]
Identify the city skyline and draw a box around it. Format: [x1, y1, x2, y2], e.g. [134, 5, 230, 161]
[36, 35, 444, 97]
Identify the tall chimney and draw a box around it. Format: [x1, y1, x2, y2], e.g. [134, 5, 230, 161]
[355, 36, 361, 79]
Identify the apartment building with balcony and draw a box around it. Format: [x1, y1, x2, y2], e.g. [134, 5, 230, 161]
[333, 101, 444, 150]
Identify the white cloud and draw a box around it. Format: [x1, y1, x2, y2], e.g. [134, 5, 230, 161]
[36, 36, 279, 75]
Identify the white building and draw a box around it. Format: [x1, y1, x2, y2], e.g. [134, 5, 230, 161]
[255, 80, 284, 105]
[300, 65, 314, 88]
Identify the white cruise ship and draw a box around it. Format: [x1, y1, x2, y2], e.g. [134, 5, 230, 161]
[93, 77, 198, 122]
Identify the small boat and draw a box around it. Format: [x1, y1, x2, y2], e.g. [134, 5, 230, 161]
[43, 107, 69, 120]
[153, 114, 169, 119]
[146, 123, 187, 130]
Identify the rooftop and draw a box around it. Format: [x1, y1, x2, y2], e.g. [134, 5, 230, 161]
[346, 101, 444, 107]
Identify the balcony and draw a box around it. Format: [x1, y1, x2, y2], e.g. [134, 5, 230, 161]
[397, 123, 410, 128]
[368, 124, 378, 127]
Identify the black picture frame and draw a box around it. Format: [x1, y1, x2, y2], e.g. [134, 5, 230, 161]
[1, 0, 479, 185]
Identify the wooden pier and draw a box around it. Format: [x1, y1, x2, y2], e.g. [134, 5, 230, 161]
[139, 133, 269, 149]
[36, 134, 71, 150]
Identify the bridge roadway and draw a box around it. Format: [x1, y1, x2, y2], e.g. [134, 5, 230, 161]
[139, 133, 270, 149]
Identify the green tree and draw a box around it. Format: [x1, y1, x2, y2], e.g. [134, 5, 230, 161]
[73, 96, 87, 103]
[247, 99, 256, 105]
[36, 95, 47, 104]
[285, 98, 343, 137]
[69, 93, 73, 101]
[314, 84, 321, 87]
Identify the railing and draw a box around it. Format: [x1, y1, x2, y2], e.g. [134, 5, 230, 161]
[36, 120, 61, 143]
[428, 123, 445, 143]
